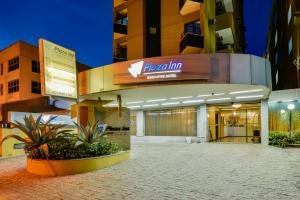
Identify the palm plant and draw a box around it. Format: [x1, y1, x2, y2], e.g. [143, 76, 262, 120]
[0, 114, 72, 158]
[73, 121, 106, 147]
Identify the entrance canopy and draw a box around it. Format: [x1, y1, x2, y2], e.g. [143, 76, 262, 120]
[78, 53, 272, 109]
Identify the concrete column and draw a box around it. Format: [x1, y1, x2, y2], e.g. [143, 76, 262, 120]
[197, 104, 209, 142]
[136, 111, 144, 137]
[261, 100, 269, 145]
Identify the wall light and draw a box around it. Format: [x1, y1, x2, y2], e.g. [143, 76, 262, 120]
[280, 109, 286, 114]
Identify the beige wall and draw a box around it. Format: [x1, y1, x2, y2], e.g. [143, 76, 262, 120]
[0, 41, 42, 105]
[0, 128, 26, 157]
[127, 0, 144, 60]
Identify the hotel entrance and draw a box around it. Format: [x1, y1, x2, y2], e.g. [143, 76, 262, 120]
[208, 103, 261, 143]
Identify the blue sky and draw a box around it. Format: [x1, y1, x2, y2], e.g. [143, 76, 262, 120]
[0, 0, 113, 67]
[0, 0, 272, 67]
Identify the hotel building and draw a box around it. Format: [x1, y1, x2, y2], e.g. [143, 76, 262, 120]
[74, 0, 272, 144]
[266, 0, 300, 90]
[0, 41, 90, 126]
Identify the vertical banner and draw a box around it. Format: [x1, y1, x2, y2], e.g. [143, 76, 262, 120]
[39, 39, 77, 99]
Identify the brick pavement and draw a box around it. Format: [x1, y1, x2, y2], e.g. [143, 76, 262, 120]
[0, 143, 300, 200]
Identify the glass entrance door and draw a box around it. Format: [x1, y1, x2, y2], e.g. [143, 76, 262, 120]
[208, 103, 261, 143]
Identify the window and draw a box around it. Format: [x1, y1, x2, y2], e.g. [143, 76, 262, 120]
[8, 57, 19, 72]
[32, 60, 40, 73]
[0, 84, 3, 96]
[288, 37, 293, 55]
[0, 64, 3, 75]
[184, 20, 201, 35]
[288, 4, 292, 24]
[8, 79, 19, 93]
[31, 81, 41, 94]
[275, 30, 278, 46]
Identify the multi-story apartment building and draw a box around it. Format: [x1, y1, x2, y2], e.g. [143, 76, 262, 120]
[0, 41, 90, 125]
[113, 0, 246, 62]
[266, 0, 300, 90]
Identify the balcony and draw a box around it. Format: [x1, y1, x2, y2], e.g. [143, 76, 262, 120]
[113, 48, 127, 63]
[216, 28, 234, 52]
[180, 33, 204, 54]
[114, 0, 127, 8]
[216, 0, 234, 16]
[179, 0, 203, 16]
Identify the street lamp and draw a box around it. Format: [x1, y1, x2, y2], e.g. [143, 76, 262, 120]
[287, 103, 295, 136]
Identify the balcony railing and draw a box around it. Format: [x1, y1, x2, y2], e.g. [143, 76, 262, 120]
[114, 23, 127, 35]
[180, 32, 204, 53]
[113, 48, 127, 63]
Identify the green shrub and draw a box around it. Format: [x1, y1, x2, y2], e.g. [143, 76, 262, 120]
[291, 132, 300, 143]
[44, 138, 120, 160]
[269, 132, 295, 148]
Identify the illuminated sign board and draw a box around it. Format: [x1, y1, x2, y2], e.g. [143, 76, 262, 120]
[39, 39, 77, 99]
[113, 54, 212, 84]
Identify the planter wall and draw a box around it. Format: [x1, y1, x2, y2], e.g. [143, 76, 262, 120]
[26, 151, 130, 176]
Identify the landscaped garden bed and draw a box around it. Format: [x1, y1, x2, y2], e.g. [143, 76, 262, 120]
[1, 114, 129, 176]
[269, 131, 300, 148]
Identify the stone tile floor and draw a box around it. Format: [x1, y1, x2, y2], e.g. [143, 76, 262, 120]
[0, 143, 300, 200]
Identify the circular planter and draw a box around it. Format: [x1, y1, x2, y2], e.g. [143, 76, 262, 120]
[26, 151, 130, 176]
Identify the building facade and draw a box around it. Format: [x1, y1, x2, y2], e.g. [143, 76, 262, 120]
[0, 41, 90, 126]
[266, 0, 300, 90]
[113, 0, 246, 61]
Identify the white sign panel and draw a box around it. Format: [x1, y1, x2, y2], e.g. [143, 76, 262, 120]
[39, 39, 77, 99]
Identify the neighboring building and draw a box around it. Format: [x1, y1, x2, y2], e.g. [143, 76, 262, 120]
[0, 41, 90, 125]
[266, 0, 300, 90]
[113, 0, 246, 62]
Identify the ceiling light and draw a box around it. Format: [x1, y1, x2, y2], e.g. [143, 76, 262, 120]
[126, 101, 144, 105]
[287, 103, 295, 110]
[197, 93, 224, 98]
[235, 95, 264, 99]
[161, 102, 180, 106]
[146, 99, 167, 102]
[170, 96, 193, 100]
[280, 109, 286, 114]
[182, 99, 204, 104]
[143, 104, 159, 108]
[232, 104, 242, 108]
[229, 89, 264, 95]
[207, 97, 231, 102]
[127, 105, 141, 109]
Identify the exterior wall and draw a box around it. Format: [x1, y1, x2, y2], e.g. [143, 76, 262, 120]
[267, 0, 300, 90]
[113, 0, 246, 62]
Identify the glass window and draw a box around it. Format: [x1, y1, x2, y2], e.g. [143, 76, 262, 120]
[0, 84, 3, 96]
[145, 107, 197, 136]
[288, 37, 292, 55]
[32, 60, 40, 73]
[184, 21, 201, 35]
[8, 79, 19, 93]
[275, 30, 278, 46]
[8, 57, 19, 72]
[31, 81, 41, 94]
[288, 4, 292, 24]
[0, 63, 3, 75]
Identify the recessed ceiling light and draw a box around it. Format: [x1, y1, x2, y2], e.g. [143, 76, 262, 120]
[207, 97, 231, 102]
[235, 95, 264, 99]
[126, 101, 144, 105]
[182, 99, 204, 104]
[146, 99, 167, 102]
[161, 102, 180, 106]
[229, 89, 264, 95]
[127, 105, 141, 109]
[143, 104, 159, 107]
[197, 93, 224, 98]
[232, 104, 242, 108]
[170, 96, 193, 100]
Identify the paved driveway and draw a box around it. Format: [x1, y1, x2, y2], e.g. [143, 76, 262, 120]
[0, 143, 300, 200]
